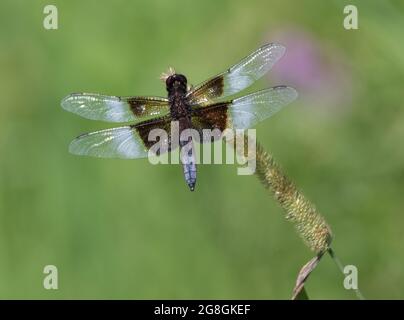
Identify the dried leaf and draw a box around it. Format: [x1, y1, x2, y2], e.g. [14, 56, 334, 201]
[292, 253, 323, 300]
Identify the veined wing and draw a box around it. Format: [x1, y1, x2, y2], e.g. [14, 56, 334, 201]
[69, 116, 175, 159]
[190, 86, 298, 142]
[68, 87, 297, 158]
[186, 43, 286, 106]
[229, 86, 297, 129]
[61, 93, 169, 123]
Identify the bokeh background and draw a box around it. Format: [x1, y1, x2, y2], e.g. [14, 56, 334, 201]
[0, 0, 403, 299]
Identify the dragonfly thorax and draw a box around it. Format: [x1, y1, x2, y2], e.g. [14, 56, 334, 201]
[167, 74, 190, 119]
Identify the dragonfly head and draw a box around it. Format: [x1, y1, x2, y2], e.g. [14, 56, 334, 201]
[165, 74, 187, 94]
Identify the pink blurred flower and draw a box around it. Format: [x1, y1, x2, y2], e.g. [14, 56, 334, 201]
[265, 27, 353, 112]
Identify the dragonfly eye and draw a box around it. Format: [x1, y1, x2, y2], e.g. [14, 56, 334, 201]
[166, 74, 187, 90]
[166, 75, 173, 86]
[175, 74, 187, 85]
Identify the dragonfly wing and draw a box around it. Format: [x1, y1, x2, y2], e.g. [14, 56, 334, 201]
[62, 93, 169, 123]
[69, 126, 149, 159]
[190, 86, 298, 143]
[230, 86, 298, 129]
[68, 116, 177, 159]
[186, 43, 286, 105]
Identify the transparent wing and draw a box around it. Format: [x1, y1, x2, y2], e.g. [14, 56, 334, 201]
[69, 126, 149, 159]
[230, 86, 298, 129]
[189, 86, 297, 143]
[61, 93, 169, 123]
[186, 43, 286, 105]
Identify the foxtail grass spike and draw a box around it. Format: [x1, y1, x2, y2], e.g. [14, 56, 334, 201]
[255, 142, 332, 253]
[232, 135, 333, 253]
[228, 134, 366, 299]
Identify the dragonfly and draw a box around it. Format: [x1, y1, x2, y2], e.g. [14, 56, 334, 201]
[61, 43, 297, 191]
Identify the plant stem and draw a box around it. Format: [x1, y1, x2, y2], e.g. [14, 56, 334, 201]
[328, 247, 365, 300]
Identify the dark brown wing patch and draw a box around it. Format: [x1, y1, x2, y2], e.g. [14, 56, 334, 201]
[191, 102, 231, 143]
[127, 97, 170, 118]
[132, 101, 231, 154]
[186, 75, 224, 106]
[132, 116, 175, 156]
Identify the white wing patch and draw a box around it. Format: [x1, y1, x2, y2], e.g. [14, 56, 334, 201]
[223, 43, 286, 96]
[61, 94, 136, 122]
[61, 93, 169, 123]
[69, 127, 148, 159]
[230, 86, 298, 129]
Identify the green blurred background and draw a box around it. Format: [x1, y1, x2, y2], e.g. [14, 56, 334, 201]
[0, 0, 403, 299]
